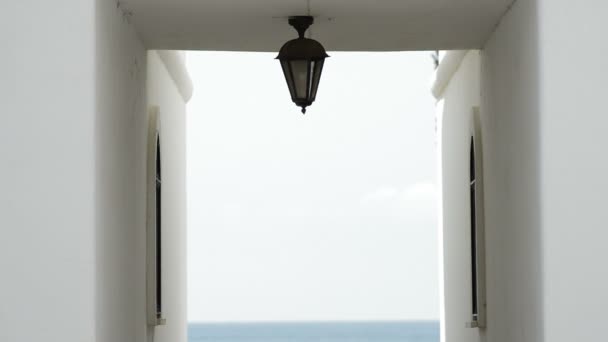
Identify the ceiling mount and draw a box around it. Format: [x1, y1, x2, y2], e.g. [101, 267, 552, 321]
[289, 16, 314, 38]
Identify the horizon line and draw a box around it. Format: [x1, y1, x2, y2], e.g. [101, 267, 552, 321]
[188, 319, 440, 324]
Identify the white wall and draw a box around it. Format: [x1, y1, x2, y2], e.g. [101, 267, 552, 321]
[480, 1, 608, 340]
[0, 1, 96, 341]
[0, 1, 190, 341]
[95, 2, 190, 341]
[435, 51, 482, 342]
[481, 1, 544, 341]
[95, 1, 148, 341]
[146, 50, 189, 342]
[437, 1, 544, 341]
[538, 0, 608, 340]
[438, 0, 608, 341]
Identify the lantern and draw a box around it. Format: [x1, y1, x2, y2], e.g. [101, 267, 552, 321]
[276, 16, 329, 114]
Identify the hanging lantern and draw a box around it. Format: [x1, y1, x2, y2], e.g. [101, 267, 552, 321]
[276, 16, 329, 114]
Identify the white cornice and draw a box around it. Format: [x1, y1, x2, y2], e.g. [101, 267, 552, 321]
[430, 51, 468, 100]
[156, 50, 194, 103]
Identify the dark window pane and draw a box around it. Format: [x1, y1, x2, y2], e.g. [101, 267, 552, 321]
[156, 136, 162, 317]
[469, 137, 478, 319]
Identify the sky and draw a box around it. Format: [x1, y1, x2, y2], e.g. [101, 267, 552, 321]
[186, 51, 438, 322]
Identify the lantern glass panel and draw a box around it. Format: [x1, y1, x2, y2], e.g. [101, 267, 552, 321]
[290, 60, 310, 100]
[280, 60, 296, 98]
[310, 59, 324, 101]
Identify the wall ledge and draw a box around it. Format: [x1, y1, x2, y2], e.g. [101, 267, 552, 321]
[430, 51, 468, 100]
[156, 51, 194, 103]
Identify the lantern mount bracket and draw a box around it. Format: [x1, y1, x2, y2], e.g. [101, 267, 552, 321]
[289, 16, 314, 38]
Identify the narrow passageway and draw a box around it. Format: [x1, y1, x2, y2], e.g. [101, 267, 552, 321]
[6, 1, 608, 342]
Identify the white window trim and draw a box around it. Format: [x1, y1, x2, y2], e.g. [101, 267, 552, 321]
[466, 106, 487, 329]
[147, 106, 166, 326]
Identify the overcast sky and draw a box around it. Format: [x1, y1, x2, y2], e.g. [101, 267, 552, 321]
[186, 51, 438, 322]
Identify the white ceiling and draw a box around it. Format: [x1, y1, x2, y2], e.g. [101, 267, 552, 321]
[121, 0, 515, 51]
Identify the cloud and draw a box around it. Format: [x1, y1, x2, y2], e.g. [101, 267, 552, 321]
[359, 186, 399, 205]
[397, 182, 437, 222]
[358, 182, 437, 225]
[401, 182, 437, 204]
[360, 182, 436, 207]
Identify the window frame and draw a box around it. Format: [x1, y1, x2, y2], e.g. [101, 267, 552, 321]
[467, 107, 487, 329]
[147, 107, 166, 326]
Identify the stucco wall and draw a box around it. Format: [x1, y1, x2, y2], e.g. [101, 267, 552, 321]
[435, 51, 482, 342]
[478, 1, 608, 340]
[481, 0, 543, 341]
[95, 1, 148, 341]
[95, 2, 189, 341]
[0, 1, 96, 341]
[539, 0, 608, 340]
[0, 1, 189, 341]
[436, 1, 545, 341]
[146, 50, 189, 342]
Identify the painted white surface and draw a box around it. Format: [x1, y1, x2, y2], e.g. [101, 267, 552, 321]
[147, 50, 188, 342]
[97, 35, 189, 342]
[480, 1, 544, 341]
[95, 1, 148, 341]
[96, 4, 190, 336]
[434, 51, 482, 342]
[96, 3, 189, 338]
[0, 1, 96, 341]
[436, 1, 544, 340]
[157, 51, 193, 102]
[430, 51, 468, 100]
[538, 0, 608, 341]
[120, 0, 514, 51]
[437, 1, 545, 341]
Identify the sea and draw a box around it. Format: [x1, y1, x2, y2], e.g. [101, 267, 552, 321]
[188, 321, 439, 342]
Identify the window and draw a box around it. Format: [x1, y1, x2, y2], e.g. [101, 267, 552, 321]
[155, 136, 162, 321]
[469, 137, 479, 323]
[467, 109, 486, 329]
[147, 108, 166, 326]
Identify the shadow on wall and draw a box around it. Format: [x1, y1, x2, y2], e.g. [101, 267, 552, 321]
[479, 0, 542, 341]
